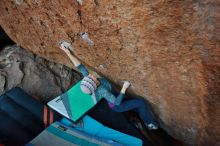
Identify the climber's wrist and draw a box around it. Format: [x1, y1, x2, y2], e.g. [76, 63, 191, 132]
[120, 87, 126, 94]
[66, 51, 72, 57]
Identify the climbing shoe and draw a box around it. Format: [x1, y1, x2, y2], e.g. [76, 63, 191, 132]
[145, 123, 159, 130]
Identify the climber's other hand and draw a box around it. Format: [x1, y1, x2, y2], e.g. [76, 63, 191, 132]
[60, 43, 70, 54]
[123, 81, 131, 90]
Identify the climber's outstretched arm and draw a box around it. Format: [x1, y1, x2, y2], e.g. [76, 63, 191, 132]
[60, 44, 81, 67]
[60, 44, 89, 77]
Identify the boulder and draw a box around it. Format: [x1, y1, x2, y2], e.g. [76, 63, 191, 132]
[0, 0, 219, 145]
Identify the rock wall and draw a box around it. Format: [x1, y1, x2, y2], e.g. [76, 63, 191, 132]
[0, 45, 81, 98]
[0, 0, 219, 145]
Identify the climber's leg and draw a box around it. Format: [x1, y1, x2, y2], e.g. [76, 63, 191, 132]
[112, 98, 159, 130]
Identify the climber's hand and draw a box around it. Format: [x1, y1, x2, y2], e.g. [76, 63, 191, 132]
[59, 42, 80, 66]
[121, 81, 131, 94]
[60, 43, 70, 54]
[123, 81, 131, 90]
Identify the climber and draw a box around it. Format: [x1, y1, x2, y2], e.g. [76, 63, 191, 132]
[60, 42, 159, 130]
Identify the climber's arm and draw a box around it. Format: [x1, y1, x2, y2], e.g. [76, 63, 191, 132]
[66, 52, 81, 67]
[61, 47, 81, 67]
[96, 81, 130, 106]
[67, 52, 89, 77]
[60, 44, 89, 77]
[114, 81, 131, 105]
[76, 64, 89, 77]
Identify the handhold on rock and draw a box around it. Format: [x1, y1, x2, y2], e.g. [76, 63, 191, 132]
[76, 0, 83, 5]
[15, 0, 23, 5]
[80, 32, 94, 46]
[98, 64, 107, 69]
[59, 41, 74, 51]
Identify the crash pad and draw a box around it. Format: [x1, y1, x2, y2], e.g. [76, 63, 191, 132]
[26, 121, 124, 146]
[48, 81, 102, 122]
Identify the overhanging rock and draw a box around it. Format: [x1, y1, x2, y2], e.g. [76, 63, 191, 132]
[0, 0, 219, 145]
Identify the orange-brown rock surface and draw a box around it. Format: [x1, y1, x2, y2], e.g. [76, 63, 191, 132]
[0, 0, 219, 145]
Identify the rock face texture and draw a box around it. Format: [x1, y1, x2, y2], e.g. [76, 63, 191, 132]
[0, 45, 81, 98]
[0, 0, 219, 145]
